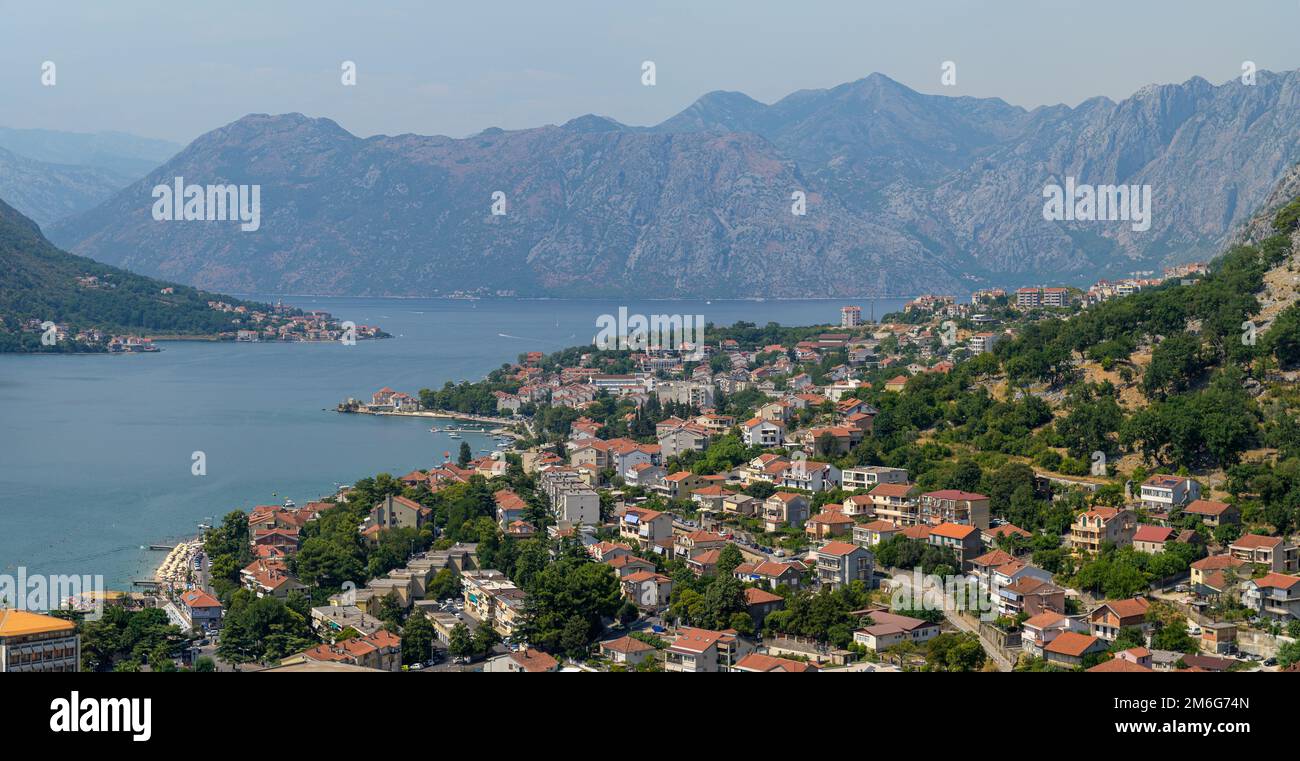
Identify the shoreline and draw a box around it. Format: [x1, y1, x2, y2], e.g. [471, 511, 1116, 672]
[341, 407, 520, 429]
[152, 537, 203, 591]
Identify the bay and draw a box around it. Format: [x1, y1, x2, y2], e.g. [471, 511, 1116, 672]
[0, 296, 906, 589]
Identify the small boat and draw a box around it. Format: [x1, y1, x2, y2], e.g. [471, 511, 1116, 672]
[429, 426, 440, 432]
[448, 433, 461, 439]
[283, 498, 296, 508]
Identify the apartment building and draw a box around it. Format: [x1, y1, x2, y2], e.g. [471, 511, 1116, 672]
[1139, 474, 1201, 512]
[869, 482, 921, 525]
[539, 467, 600, 525]
[841, 466, 909, 491]
[1067, 507, 1136, 555]
[815, 541, 875, 589]
[1240, 573, 1300, 621]
[1229, 534, 1300, 573]
[0, 609, 80, 672]
[619, 506, 675, 548]
[919, 490, 991, 530]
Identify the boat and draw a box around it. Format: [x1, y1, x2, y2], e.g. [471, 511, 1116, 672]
[283, 498, 296, 508]
[428, 426, 440, 432]
[448, 433, 461, 439]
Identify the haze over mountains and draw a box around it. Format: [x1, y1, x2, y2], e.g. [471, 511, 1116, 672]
[40, 70, 1300, 298]
[0, 127, 182, 227]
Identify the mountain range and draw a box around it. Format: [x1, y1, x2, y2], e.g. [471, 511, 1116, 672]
[41, 70, 1300, 298]
[0, 127, 182, 227]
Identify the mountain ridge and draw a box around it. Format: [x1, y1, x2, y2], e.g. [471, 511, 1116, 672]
[46, 69, 1300, 298]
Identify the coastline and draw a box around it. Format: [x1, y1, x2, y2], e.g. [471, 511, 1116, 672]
[152, 538, 202, 592]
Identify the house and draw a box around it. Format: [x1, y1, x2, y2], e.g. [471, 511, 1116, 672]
[1087, 655, 1153, 673]
[969, 550, 1017, 589]
[485, 648, 561, 673]
[657, 424, 711, 459]
[741, 418, 784, 448]
[1240, 573, 1300, 621]
[1132, 524, 1176, 554]
[621, 571, 673, 611]
[776, 459, 840, 493]
[241, 558, 306, 599]
[1189, 554, 1248, 592]
[816, 541, 875, 589]
[665, 628, 753, 672]
[686, 549, 722, 576]
[606, 554, 657, 578]
[691, 485, 736, 513]
[1021, 612, 1081, 657]
[1068, 507, 1136, 554]
[178, 589, 223, 632]
[743, 587, 785, 629]
[763, 492, 811, 532]
[884, 375, 910, 393]
[674, 530, 726, 559]
[852, 609, 940, 652]
[589, 541, 634, 564]
[1229, 534, 1300, 573]
[619, 506, 675, 548]
[1181, 499, 1239, 527]
[997, 576, 1065, 618]
[869, 483, 921, 525]
[734, 560, 804, 590]
[600, 636, 657, 666]
[841, 494, 876, 518]
[1139, 474, 1201, 512]
[1200, 622, 1237, 655]
[982, 523, 1032, 549]
[853, 520, 901, 548]
[1114, 646, 1153, 668]
[494, 488, 530, 529]
[1043, 631, 1105, 668]
[288, 629, 402, 672]
[657, 471, 706, 500]
[732, 653, 817, 672]
[919, 490, 991, 530]
[927, 523, 983, 571]
[722, 493, 758, 517]
[625, 462, 667, 488]
[368, 494, 432, 533]
[1089, 597, 1151, 641]
[805, 510, 854, 540]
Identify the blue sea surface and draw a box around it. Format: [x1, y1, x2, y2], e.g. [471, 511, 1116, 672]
[0, 296, 905, 588]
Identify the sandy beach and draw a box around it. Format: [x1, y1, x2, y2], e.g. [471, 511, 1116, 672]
[153, 538, 203, 590]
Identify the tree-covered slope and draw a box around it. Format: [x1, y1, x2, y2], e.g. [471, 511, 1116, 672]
[0, 197, 272, 352]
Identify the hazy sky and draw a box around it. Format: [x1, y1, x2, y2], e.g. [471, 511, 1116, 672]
[3, 0, 1299, 144]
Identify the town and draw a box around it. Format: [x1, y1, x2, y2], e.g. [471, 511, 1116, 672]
[9, 244, 1300, 675]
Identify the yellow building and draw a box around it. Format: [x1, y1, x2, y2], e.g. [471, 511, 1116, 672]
[0, 609, 80, 672]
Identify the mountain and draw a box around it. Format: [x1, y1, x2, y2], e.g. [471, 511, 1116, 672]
[0, 197, 273, 351]
[46, 71, 1300, 298]
[0, 126, 181, 179]
[0, 146, 131, 227]
[47, 113, 955, 297]
[0, 127, 181, 228]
